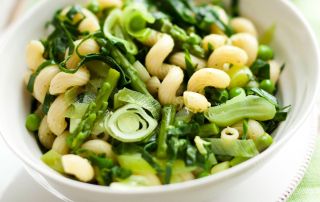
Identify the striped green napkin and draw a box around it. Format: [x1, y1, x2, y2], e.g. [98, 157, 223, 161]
[289, 1, 320, 201]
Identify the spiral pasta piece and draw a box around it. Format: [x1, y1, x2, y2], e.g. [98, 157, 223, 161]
[146, 76, 161, 95]
[38, 116, 56, 149]
[78, 8, 100, 34]
[169, 52, 206, 70]
[26, 40, 45, 71]
[230, 17, 258, 37]
[47, 94, 69, 135]
[145, 33, 174, 80]
[52, 131, 69, 155]
[66, 39, 100, 69]
[158, 65, 184, 105]
[33, 65, 60, 103]
[49, 67, 90, 95]
[202, 34, 228, 51]
[187, 68, 230, 93]
[183, 91, 211, 113]
[208, 45, 248, 70]
[231, 33, 258, 66]
[81, 139, 115, 160]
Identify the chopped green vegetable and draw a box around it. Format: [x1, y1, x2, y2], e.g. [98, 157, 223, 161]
[118, 153, 156, 174]
[229, 157, 250, 167]
[205, 95, 277, 127]
[114, 88, 161, 120]
[208, 138, 259, 157]
[157, 105, 176, 158]
[106, 104, 158, 142]
[198, 123, 220, 137]
[41, 150, 64, 173]
[211, 161, 230, 174]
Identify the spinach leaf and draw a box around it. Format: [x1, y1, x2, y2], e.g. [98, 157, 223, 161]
[250, 59, 270, 80]
[247, 87, 278, 106]
[205, 87, 229, 106]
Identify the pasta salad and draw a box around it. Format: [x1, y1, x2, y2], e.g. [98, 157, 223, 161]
[24, 0, 289, 187]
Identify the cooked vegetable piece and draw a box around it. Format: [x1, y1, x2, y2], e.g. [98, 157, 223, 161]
[114, 88, 161, 120]
[205, 95, 277, 127]
[208, 138, 259, 157]
[42, 150, 64, 173]
[106, 104, 158, 142]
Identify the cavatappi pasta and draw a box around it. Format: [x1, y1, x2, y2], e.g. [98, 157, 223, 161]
[25, 0, 289, 187]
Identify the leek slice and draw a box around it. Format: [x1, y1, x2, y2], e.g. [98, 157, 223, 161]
[103, 9, 138, 55]
[123, 3, 155, 42]
[205, 95, 276, 127]
[106, 104, 158, 142]
[208, 138, 259, 157]
[114, 88, 161, 120]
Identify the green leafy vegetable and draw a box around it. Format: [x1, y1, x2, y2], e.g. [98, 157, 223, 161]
[205, 88, 229, 106]
[250, 59, 270, 80]
[248, 87, 278, 106]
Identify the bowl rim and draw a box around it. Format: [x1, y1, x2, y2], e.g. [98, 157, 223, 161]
[0, 0, 319, 195]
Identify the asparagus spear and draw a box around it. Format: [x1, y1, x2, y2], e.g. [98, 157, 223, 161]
[109, 47, 152, 96]
[157, 105, 176, 158]
[156, 17, 205, 58]
[67, 68, 120, 150]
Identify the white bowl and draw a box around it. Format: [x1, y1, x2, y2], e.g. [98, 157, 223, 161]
[0, 0, 319, 202]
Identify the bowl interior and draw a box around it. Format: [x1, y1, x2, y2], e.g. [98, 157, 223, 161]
[0, 0, 318, 193]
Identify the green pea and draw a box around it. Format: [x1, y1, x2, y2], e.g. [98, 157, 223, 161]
[260, 79, 275, 93]
[25, 114, 41, 132]
[87, 0, 100, 13]
[229, 87, 245, 98]
[254, 133, 273, 151]
[258, 45, 274, 61]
